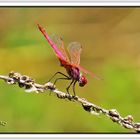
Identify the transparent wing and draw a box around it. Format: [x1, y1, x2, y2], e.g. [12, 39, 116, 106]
[79, 65, 102, 80]
[51, 34, 70, 62]
[67, 42, 82, 65]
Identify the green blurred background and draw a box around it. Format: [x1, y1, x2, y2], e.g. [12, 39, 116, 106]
[0, 7, 139, 133]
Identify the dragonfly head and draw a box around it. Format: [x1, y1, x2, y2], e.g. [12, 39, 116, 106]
[79, 75, 87, 87]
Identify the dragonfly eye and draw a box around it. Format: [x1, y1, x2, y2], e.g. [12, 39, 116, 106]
[79, 75, 87, 87]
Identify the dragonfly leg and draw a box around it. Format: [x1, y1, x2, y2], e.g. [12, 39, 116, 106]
[53, 77, 71, 86]
[66, 80, 74, 95]
[72, 80, 77, 97]
[48, 72, 69, 82]
[49, 77, 71, 95]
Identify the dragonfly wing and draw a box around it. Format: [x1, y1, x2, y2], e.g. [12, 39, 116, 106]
[79, 65, 101, 80]
[38, 24, 69, 62]
[67, 42, 82, 65]
[51, 34, 70, 62]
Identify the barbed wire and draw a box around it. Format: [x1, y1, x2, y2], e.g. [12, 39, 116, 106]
[0, 71, 140, 132]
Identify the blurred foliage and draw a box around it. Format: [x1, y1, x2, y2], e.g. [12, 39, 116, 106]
[0, 7, 140, 133]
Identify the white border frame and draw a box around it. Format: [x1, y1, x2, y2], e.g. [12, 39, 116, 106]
[0, 134, 140, 139]
[0, 0, 140, 6]
[0, 2, 139, 140]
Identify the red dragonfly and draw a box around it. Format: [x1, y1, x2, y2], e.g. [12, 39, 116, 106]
[38, 24, 100, 96]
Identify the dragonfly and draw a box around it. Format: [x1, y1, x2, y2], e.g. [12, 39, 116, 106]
[38, 24, 100, 96]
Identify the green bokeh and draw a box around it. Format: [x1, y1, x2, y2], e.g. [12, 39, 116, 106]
[0, 7, 139, 133]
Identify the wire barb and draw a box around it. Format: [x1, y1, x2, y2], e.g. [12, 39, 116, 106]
[0, 71, 140, 132]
